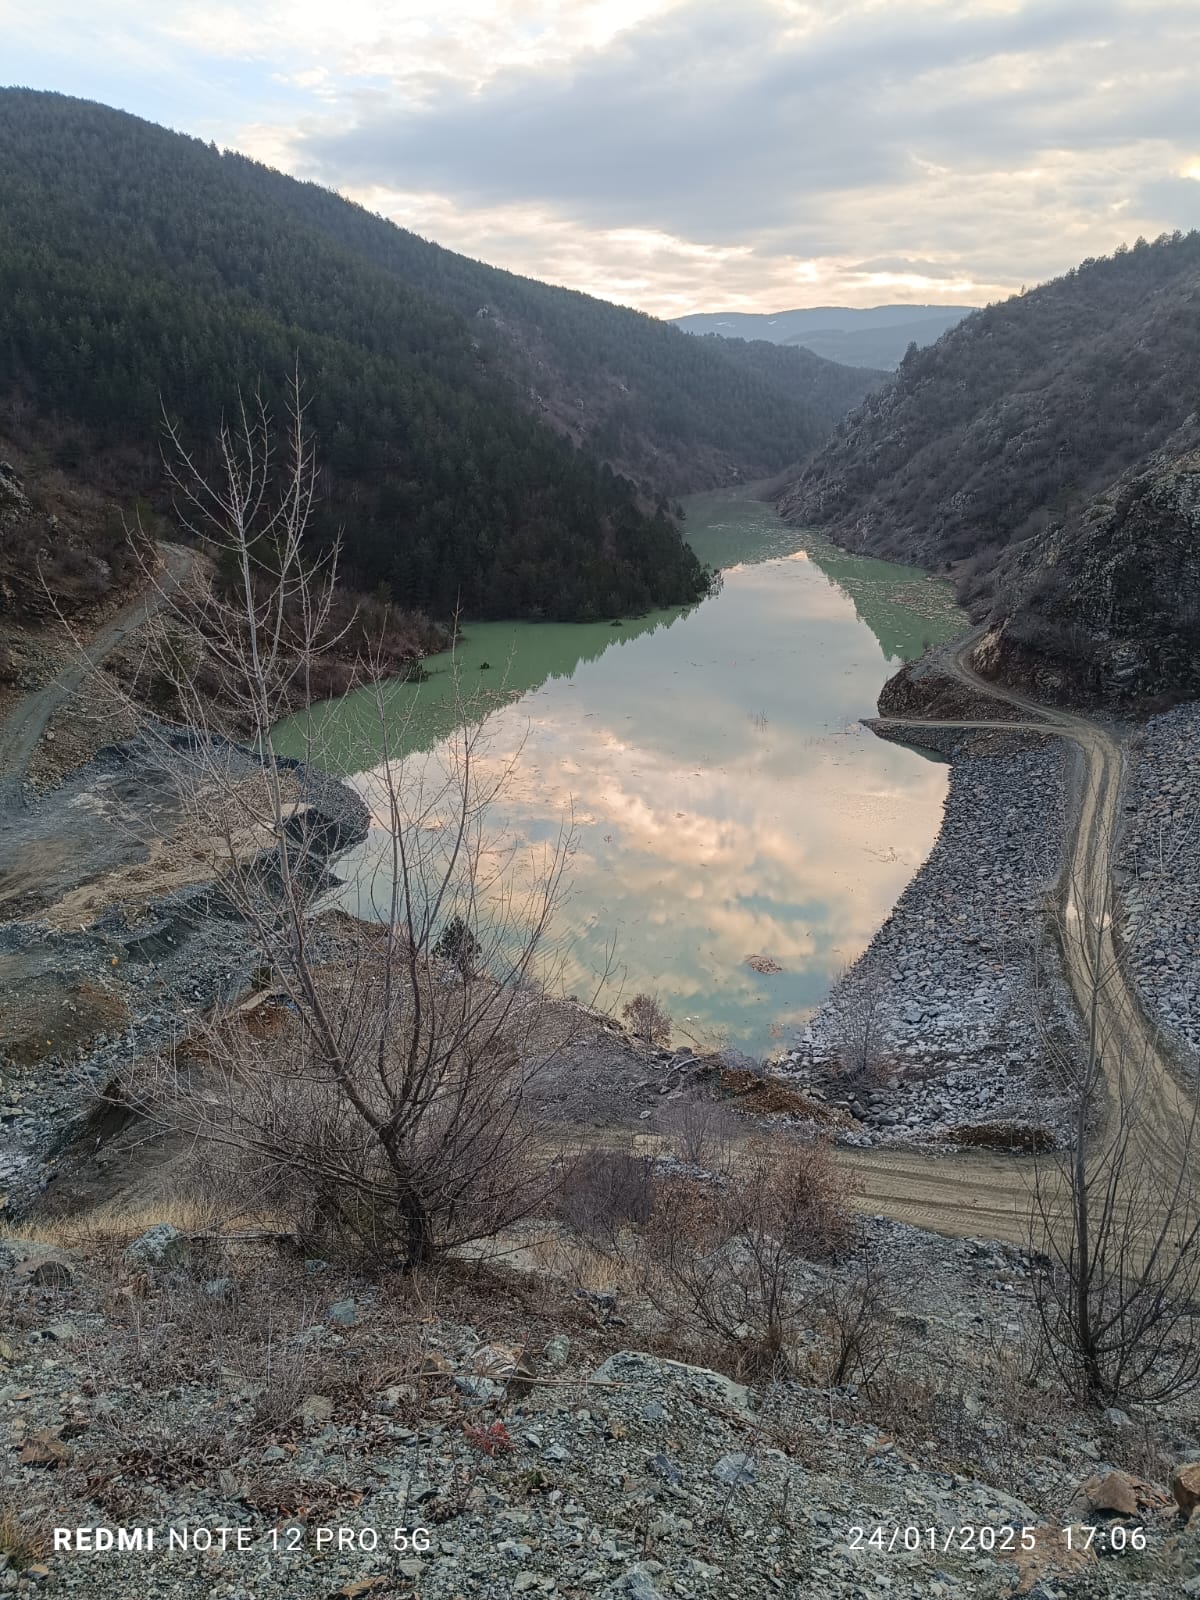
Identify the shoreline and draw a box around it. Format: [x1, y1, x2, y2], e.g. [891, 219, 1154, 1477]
[774, 714, 1080, 1148]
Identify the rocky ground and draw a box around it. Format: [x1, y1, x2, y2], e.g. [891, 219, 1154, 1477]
[1115, 702, 1200, 1068]
[0, 731, 371, 1217]
[775, 726, 1079, 1148]
[3, 1217, 1200, 1599]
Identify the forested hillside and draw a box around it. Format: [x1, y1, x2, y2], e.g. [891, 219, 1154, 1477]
[219, 150, 878, 487]
[0, 90, 872, 623]
[780, 233, 1200, 562]
[779, 233, 1200, 703]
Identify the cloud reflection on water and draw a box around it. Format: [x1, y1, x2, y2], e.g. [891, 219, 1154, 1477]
[308, 496, 961, 1050]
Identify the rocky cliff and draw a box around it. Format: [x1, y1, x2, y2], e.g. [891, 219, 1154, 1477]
[970, 426, 1200, 707]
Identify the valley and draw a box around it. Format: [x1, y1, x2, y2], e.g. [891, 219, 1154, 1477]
[2, 79, 1200, 1600]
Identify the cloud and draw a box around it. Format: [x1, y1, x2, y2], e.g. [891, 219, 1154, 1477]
[1134, 175, 1200, 231]
[293, 1, 1193, 227]
[5, 0, 1200, 311]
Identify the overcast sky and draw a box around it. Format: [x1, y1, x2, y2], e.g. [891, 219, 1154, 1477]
[5, 0, 1199, 315]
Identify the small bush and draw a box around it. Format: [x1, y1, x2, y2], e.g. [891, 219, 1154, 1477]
[653, 1093, 740, 1168]
[640, 1134, 858, 1376]
[0, 1507, 47, 1571]
[623, 993, 672, 1049]
[557, 1149, 655, 1245]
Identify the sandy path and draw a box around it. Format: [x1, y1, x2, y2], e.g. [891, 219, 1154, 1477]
[0, 544, 193, 807]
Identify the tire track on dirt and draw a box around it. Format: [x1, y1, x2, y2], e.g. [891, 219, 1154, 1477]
[845, 634, 1188, 1242]
[0, 544, 193, 807]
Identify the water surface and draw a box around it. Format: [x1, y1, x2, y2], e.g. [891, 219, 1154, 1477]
[275, 493, 963, 1053]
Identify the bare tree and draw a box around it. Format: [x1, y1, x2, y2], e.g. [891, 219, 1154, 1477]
[115, 386, 580, 1270]
[827, 971, 889, 1089]
[1030, 831, 1200, 1403]
[623, 992, 671, 1050]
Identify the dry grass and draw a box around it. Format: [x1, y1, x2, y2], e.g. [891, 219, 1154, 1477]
[0, 1193, 275, 1250]
[520, 1224, 643, 1299]
[0, 1506, 50, 1571]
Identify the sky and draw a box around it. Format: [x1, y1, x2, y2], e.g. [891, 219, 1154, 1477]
[4, 0, 1200, 316]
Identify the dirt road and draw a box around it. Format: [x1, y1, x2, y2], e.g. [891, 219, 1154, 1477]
[837, 635, 1187, 1243]
[0, 545, 193, 808]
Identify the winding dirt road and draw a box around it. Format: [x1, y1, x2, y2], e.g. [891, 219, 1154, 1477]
[838, 636, 1188, 1243]
[0, 545, 193, 808]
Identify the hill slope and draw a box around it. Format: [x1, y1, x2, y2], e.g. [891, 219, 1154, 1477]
[971, 423, 1200, 706]
[674, 305, 975, 368]
[777, 234, 1200, 704]
[0, 90, 874, 624]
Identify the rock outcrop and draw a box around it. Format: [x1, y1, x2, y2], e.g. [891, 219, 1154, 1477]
[977, 426, 1200, 707]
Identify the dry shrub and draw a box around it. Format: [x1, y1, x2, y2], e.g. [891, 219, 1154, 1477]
[0, 1505, 50, 1572]
[652, 1093, 741, 1167]
[640, 1134, 858, 1377]
[873, 1371, 985, 1460]
[813, 1254, 893, 1389]
[557, 1148, 655, 1245]
[623, 993, 672, 1049]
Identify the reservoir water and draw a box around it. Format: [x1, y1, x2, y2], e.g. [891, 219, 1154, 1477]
[273, 493, 963, 1054]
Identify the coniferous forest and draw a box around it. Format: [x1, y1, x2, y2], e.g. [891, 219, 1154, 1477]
[0, 90, 876, 623]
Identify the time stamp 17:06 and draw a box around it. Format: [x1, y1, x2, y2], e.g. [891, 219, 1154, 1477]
[54, 1522, 1147, 1559]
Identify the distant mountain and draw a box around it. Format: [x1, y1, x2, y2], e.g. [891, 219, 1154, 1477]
[777, 233, 1200, 705]
[674, 305, 976, 369]
[0, 91, 877, 626]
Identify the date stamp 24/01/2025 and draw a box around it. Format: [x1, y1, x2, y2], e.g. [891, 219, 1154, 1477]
[848, 1524, 1147, 1556]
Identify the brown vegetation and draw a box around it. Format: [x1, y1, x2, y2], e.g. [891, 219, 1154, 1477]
[638, 1134, 858, 1377]
[621, 992, 672, 1050]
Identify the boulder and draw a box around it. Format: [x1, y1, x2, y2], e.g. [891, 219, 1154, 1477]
[603, 1573, 665, 1600]
[20, 1429, 71, 1468]
[30, 1258, 74, 1288]
[591, 1351, 755, 1419]
[1173, 1462, 1200, 1515]
[124, 1223, 188, 1268]
[2, 1244, 75, 1287]
[712, 1452, 757, 1487]
[296, 1394, 334, 1428]
[1079, 1470, 1138, 1517]
[543, 1334, 570, 1369]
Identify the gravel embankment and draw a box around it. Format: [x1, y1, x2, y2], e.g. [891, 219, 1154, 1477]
[1116, 702, 1200, 1068]
[777, 727, 1078, 1145]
